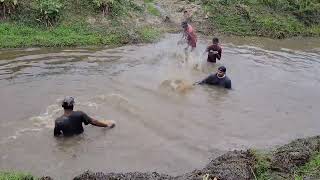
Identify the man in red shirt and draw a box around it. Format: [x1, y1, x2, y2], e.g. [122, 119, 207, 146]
[179, 21, 197, 51]
[206, 37, 222, 63]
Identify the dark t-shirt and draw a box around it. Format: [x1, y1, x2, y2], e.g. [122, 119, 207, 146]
[54, 111, 92, 136]
[199, 73, 232, 89]
[206, 44, 222, 63]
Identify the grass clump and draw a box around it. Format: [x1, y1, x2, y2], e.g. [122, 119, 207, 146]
[137, 26, 162, 43]
[250, 149, 272, 180]
[0, 171, 35, 180]
[202, 0, 320, 38]
[146, 3, 160, 17]
[294, 152, 320, 180]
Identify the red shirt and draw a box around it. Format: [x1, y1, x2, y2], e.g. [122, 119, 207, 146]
[185, 25, 197, 48]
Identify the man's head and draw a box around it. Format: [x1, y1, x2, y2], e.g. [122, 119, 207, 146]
[217, 66, 226, 78]
[181, 21, 188, 29]
[212, 37, 219, 44]
[62, 96, 75, 110]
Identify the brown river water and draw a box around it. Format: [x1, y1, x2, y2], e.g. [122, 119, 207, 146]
[0, 34, 319, 179]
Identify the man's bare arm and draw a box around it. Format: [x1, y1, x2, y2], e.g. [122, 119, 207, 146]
[90, 119, 116, 128]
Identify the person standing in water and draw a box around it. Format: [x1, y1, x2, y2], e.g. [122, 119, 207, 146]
[179, 21, 197, 51]
[195, 66, 231, 89]
[54, 96, 115, 137]
[205, 37, 222, 63]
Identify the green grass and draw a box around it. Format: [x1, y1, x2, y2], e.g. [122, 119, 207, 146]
[0, 171, 35, 180]
[137, 26, 162, 42]
[0, 22, 162, 48]
[294, 153, 320, 180]
[250, 149, 272, 180]
[0, 0, 163, 48]
[146, 3, 160, 17]
[203, 0, 320, 39]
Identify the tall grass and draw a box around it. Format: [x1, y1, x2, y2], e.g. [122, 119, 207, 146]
[202, 0, 320, 38]
[0, 171, 34, 180]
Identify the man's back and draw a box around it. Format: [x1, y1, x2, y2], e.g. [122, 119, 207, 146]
[54, 111, 92, 136]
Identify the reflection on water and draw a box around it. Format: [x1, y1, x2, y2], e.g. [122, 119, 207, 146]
[0, 34, 320, 179]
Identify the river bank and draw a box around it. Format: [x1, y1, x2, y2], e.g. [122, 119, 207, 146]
[2, 135, 320, 179]
[1, 0, 319, 48]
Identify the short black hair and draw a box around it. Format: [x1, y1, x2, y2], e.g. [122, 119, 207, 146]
[62, 103, 74, 110]
[212, 37, 219, 44]
[218, 66, 226, 73]
[181, 21, 188, 28]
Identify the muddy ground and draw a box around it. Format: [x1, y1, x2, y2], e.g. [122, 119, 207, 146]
[38, 136, 320, 180]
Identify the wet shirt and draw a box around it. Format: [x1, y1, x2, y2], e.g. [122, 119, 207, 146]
[54, 111, 92, 136]
[199, 73, 232, 89]
[206, 44, 222, 63]
[185, 25, 197, 48]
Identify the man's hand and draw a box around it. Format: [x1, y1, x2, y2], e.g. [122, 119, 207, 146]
[102, 120, 116, 128]
[91, 119, 116, 128]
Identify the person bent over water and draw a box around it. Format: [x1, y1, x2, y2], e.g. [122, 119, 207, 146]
[179, 21, 197, 51]
[54, 96, 115, 137]
[195, 66, 231, 89]
[206, 37, 222, 63]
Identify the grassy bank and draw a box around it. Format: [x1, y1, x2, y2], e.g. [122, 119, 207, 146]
[0, 0, 162, 48]
[0, 171, 35, 180]
[251, 150, 320, 180]
[0, 22, 161, 48]
[295, 153, 320, 180]
[202, 0, 320, 38]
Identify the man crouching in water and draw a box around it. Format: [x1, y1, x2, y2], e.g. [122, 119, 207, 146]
[54, 96, 115, 137]
[195, 66, 231, 89]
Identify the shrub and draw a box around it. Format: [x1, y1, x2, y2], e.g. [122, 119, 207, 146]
[36, 0, 63, 27]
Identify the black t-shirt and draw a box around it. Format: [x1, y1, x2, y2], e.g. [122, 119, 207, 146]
[206, 44, 222, 63]
[200, 73, 232, 89]
[54, 111, 92, 136]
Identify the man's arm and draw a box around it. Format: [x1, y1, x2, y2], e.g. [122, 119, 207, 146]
[90, 119, 116, 128]
[217, 48, 222, 60]
[198, 74, 214, 85]
[225, 79, 232, 89]
[81, 111, 115, 128]
[54, 122, 62, 137]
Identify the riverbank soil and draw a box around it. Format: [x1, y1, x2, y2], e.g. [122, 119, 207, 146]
[72, 136, 320, 180]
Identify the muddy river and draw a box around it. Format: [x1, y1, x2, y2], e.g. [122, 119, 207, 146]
[0, 34, 319, 179]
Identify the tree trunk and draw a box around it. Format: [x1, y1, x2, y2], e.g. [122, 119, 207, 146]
[3, 4, 6, 19]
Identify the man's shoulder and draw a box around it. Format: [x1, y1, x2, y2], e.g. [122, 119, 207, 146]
[55, 115, 67, 124]
[208, 45, 221, 50]
[71, 111, 86, 116]
[211, 73, 218, 77]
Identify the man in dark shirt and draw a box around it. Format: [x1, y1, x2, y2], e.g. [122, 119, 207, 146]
[54, 96, 115, 137]
[196, 66, 232, 89]
[206, 37, 222, 63]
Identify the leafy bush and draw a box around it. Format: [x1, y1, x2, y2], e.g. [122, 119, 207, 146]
[36, 0, 63, 27]
[92, 0, 142, 17]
